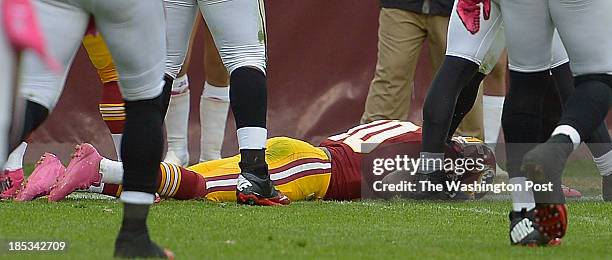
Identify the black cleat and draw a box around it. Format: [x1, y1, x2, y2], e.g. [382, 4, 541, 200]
[114, 231, 174, 259]
[521, 136, 572, 184]
[413, 170, 448, 199]
[236, 172, 290, 206]
[509, 208, 559, 246]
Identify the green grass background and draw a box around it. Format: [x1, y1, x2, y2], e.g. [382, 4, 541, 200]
[0, 161, 610, 259]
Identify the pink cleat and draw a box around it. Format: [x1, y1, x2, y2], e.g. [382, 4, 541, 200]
[561, 185, 581, 198]
[48, 144, 102, 202]
[0, 168, 24, 200]
[15, 153, 65, 201]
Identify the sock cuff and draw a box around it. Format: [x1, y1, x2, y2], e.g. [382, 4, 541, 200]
[509, 177, 536, 211]
[171, 74, 189, 94]
[202, 82, 230, 102]
[594, 149, 612, 177]
[120, 191, 155, 205]
[100, 158, 124, 184]
[552, 125, 581, 150]
[237, 127, 267, 150]
[483, 95, 505, 106]
[4, 142, 27, 171]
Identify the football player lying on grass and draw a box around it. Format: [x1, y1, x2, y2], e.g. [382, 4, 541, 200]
[15, 120, 498, 204]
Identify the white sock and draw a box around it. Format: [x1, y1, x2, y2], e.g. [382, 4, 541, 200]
[510, 177, 536, 212]
[111, 134, 122, 161]
[120, 191, 154, 205]
[552, 125, 581, 150]
[87, 183, 105, 194]
[99, 158, 124, 184]
[200, 82, 230, 162]
[483, 95, 504, 146]
[164, 90, 191, 166]
[594, 149, 612, 177]
[4, 142, 27, 171]
[237, 127, 267, 150]
[171, 74, 189, 94]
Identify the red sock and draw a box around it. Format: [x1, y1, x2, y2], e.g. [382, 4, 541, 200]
[101, 183, 122, 197]
[99, 81, 124, 134]
[99, 163, 206, 200]
[156, 162, 206, 200]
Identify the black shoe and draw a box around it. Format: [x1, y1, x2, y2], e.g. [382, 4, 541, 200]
[412, 170, 447, 200]
[114, 231, 173, 259]
[509, 208, 559, 246]
[521, 135, 572, 203]
[236, 172, 290, 206]
[521, 136, 572, 183]
[603, 175, 612, 201]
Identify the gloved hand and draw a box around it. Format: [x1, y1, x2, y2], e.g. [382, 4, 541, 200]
[456, 0, 491, 34]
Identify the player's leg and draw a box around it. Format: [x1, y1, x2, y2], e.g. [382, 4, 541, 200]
[104, 162, 207, 200]
[429, 11, 485, 141]
[7, 0, 88, 200]
[554, 45, 612, 202]
[18, 0, 89, 138]
[198, 0, 288, 206]
[3, 0, 87, 200]
[199, 137, 329, 203]
[200, 19, 230, 162]
[499, 0, 562, 246]
[0, 12, 17, 197]
[483, 50, 506, 147]
[419, 0, 502, 185]
[544, 35, 612, 198]
[49, 137, 328, 203]
[41, 144, 206, 201]
[535, 34, 582, 198]
[89, 0, 171, 257]
[522, 0, 612, 203]
[82, 33, 124, 160]
[360, 8, 427, 124]
[163, 0, 198, 166]
[5, 26, 116, 200]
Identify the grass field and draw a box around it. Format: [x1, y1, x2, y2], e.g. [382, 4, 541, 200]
[1, 161, 611, 259]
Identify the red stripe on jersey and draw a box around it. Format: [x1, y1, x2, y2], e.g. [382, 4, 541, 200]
[203, 158, 329, 182]
[360, 124, 403, 141]
[269, 158, 329, 175]
[345, 120, 392, 136]
[330, 120, 394, 142]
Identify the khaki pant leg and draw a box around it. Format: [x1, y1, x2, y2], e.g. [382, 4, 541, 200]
[425, 15, 449, 74]
[456, 85, 485, 140]
[360, 8, 427, 123]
